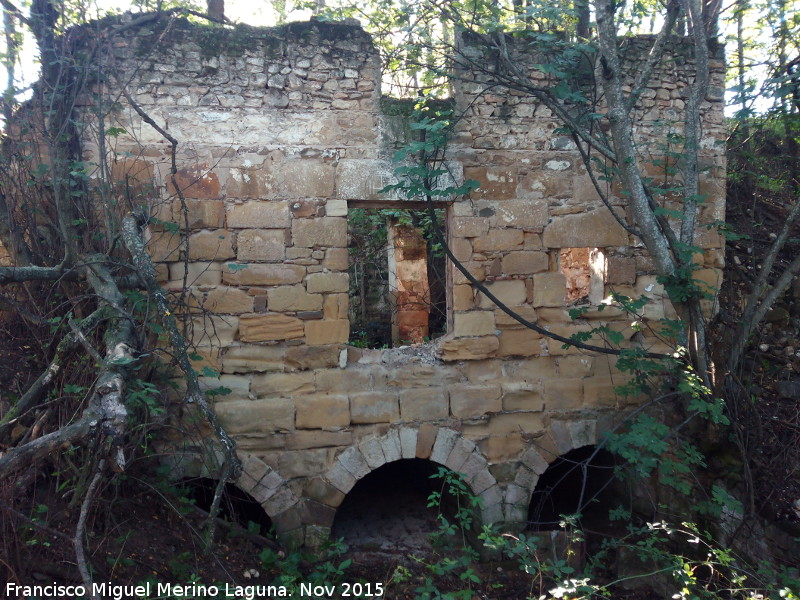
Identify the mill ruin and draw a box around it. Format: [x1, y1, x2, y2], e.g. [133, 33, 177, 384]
[88, 16, 725, 547]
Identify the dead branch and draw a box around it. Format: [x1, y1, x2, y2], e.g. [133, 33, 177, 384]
[0, 264, 74, 284]
[0, 418, 95, 479]
[120, 215, 242, 534]
[74, 459, 104, 596]
[728, 197, 800, 372]
[0, 307, 104, 443]
[0, 259, 136, 480]
[204, 458, 234, 549]
[624, 0, 682, 113]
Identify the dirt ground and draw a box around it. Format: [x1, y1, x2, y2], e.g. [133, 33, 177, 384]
[1, 476, 669, 600]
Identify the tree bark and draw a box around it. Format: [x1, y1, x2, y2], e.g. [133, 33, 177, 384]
[207, 0, 224, 22]
[593, 0, 678, 280]
[120, 215, 241, 478]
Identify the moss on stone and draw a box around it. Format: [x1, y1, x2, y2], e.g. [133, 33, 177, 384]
[379, 96, 454, 117]
[134, 17, 369, 61]
[194, 25, 279, 59]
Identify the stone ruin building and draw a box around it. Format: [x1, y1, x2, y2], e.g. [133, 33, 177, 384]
[83, 17, 725, 547]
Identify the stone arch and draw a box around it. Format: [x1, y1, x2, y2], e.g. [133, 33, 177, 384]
[159, 449, 300, 538]
[316, 425, 501, 534]
[505, 419, 599, 528]
[235, 453, 301, 537]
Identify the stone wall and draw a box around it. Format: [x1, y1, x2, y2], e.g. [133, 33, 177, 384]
[94, 17, 726, 546]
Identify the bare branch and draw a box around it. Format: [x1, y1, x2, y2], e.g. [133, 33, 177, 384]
[0, 260, 135, 482]
[67, 316, 105, 365]
[0, 0, 29, 28]
[118, 86, 178, 149]
[0, 264, 73, 284]
[422, 192, 670, 359]
[0, 418, 95, 479]
[728, 239, 800, 372]
[0, 308, 104, 441]
[75, 460, 104, 597]
[450, 33, 618, 161]
[732, 196, 800, 359]
[570, 131, 643, 237]
[0, 292, 48, 325]
[121, 214, 241, 478]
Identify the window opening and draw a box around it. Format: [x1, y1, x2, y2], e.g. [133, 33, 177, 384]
[560, 248, 605, 304]
[348, 207, 447, 348]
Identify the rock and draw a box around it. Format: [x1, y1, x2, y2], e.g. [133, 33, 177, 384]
[775, 379, 800, 399]
[765, 306, 790, 325]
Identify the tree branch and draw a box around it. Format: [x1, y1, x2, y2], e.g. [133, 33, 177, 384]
[570, 131, 643, 237]
[0, 264, 73, 284]
[423, 195, 669, 359]
[0, 418, 95, 479]
[0, 0, 29, 28]
[728, 197, 800, 371]
[727, 245, 800, 373]
[594, 0, 678, 280]
[120, 215, 241, 477]
[450, 33, 618, 161]
[679, 0, 711, 249]
[75, 460, 105, 597]
[0, 260, 135, 481]
[0, 308, 104, 441]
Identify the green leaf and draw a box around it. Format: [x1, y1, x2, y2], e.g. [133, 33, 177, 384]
[569, 306, 589, 319]
[150, 217, 180, 234]
[205, 386, 231, 398]
[109, 355, 136, 365]
[653, 205, 685, 220]
[105, 126, 127, 137]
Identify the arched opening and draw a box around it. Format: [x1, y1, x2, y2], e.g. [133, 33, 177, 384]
[331, 459, 464, 553]
[177, 477, 273, 536]
[527, 446, 618, 532]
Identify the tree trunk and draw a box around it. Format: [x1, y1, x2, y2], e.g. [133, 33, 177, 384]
[207, 0, 224, 22]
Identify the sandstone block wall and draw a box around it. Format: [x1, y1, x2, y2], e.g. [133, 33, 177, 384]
[93, 17, 725, 545]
